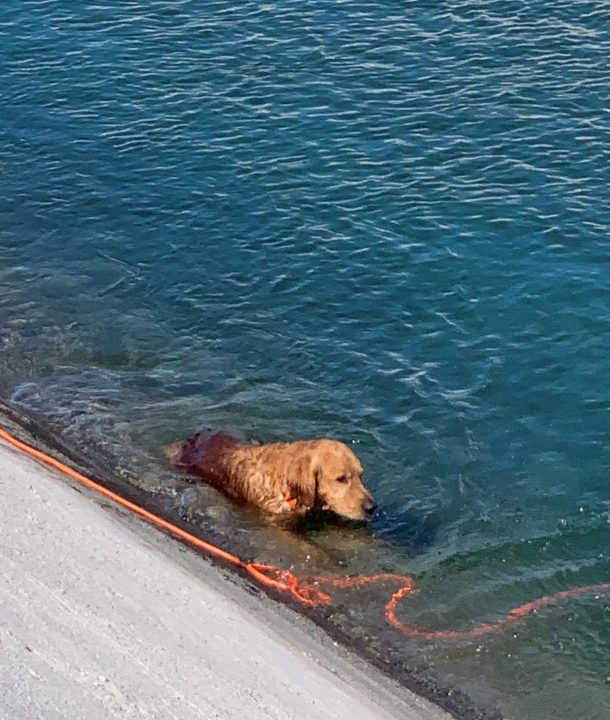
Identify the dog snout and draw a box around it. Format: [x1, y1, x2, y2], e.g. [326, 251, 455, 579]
[362, 497, 377, 517]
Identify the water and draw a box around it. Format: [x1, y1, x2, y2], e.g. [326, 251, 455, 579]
[2, 1, 610, 717]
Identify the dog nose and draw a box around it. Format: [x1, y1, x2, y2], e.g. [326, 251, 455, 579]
[362, 498, 377, 517]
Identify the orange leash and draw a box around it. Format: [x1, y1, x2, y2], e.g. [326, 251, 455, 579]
[2, 424, 609, 641]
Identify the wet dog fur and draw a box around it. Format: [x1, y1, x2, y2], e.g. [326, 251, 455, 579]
[165, 429, 376, 521]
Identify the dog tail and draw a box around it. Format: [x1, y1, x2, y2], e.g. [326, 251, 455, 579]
[164, 440, 185, 468]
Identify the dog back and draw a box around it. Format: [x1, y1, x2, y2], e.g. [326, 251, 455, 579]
[165, 429, 244, 477]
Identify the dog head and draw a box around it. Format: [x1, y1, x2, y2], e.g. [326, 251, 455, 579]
[290, 439, 376, 521]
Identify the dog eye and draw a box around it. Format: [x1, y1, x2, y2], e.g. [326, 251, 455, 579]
[336, 475, 349, 484]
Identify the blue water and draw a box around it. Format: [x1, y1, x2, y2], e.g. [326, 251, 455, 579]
[2, 1, 610, 717]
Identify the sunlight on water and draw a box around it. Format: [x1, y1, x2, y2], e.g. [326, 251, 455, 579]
[2, 1, 610, 717]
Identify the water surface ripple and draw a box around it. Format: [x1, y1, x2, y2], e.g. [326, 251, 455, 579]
[2, 1, 610, 718]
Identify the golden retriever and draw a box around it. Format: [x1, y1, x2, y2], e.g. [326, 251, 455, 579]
[165, 429, 376, 520]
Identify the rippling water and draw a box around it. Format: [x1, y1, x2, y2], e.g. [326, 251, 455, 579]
[2, 1, 610, 718]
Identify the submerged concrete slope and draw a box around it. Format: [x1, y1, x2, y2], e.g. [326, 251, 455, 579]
[0, 438, 450, 720]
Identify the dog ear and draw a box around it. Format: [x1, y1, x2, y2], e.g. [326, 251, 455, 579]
[289, 451, 320, 509]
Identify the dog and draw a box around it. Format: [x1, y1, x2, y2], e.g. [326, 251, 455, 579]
[165, 429, 376, 521]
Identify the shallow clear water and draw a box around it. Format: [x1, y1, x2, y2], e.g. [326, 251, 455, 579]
[2, 1, 610, 717]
